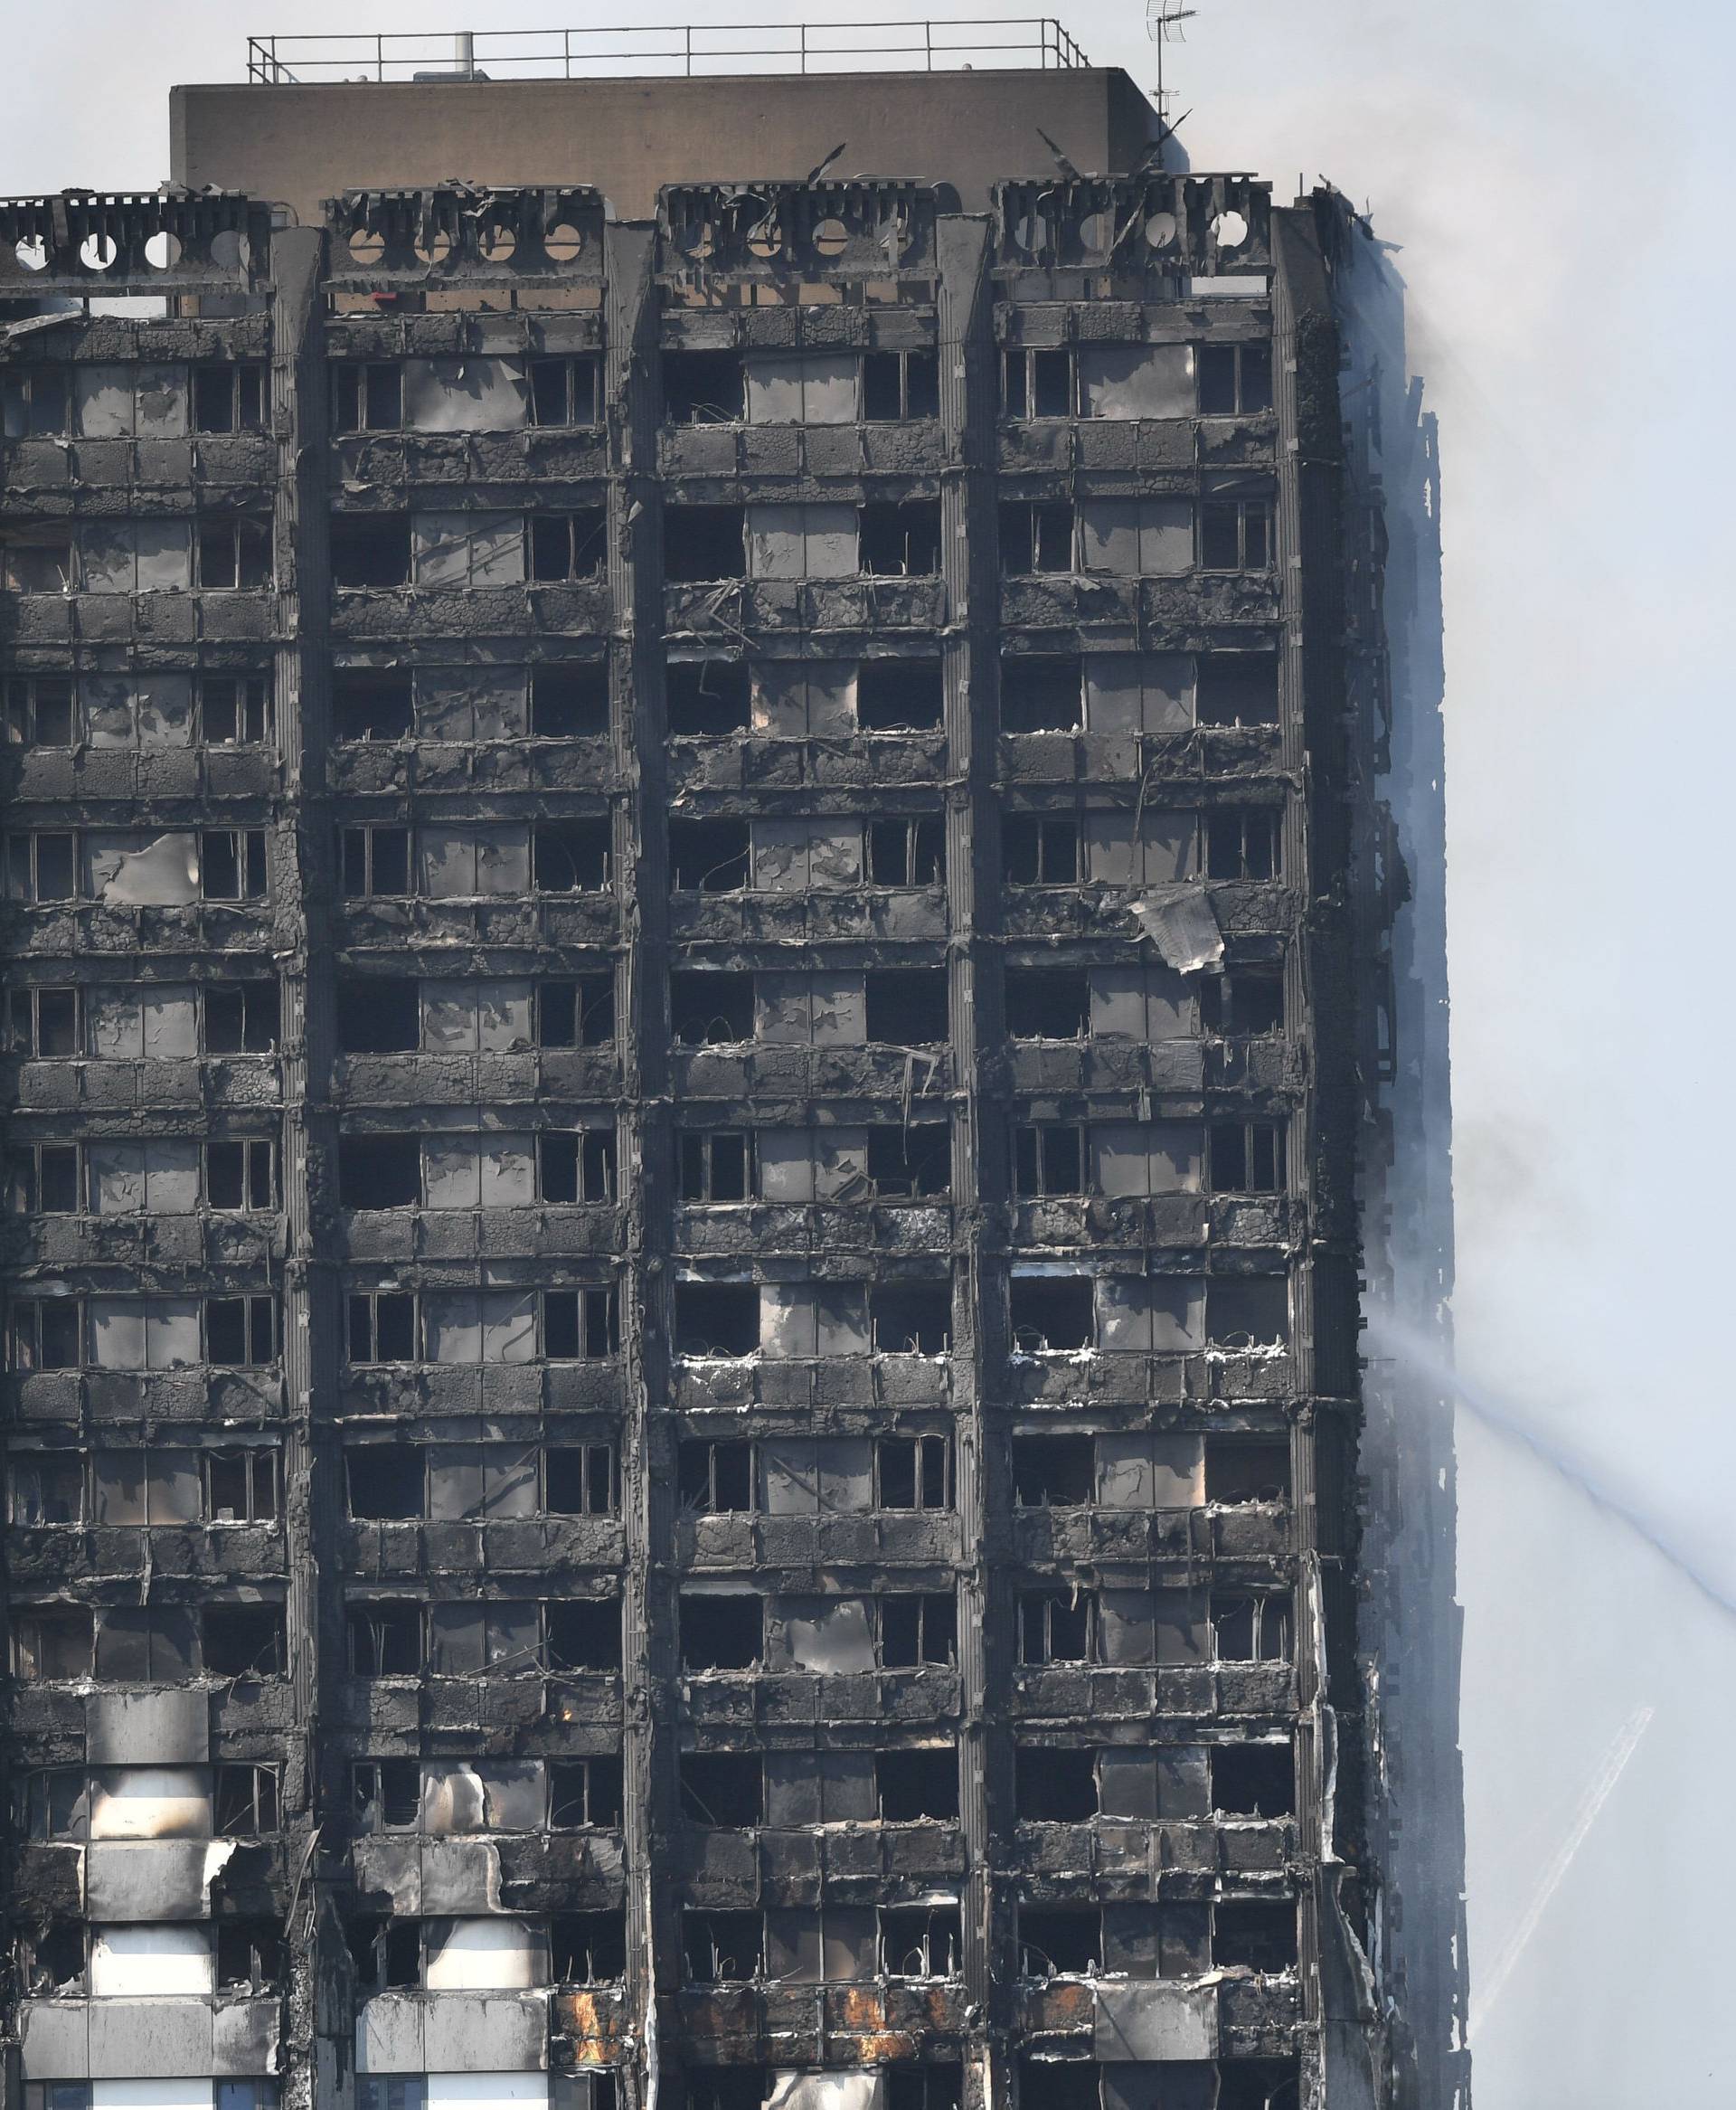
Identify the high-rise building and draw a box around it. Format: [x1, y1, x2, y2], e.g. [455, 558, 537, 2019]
[0, 28, 1467, 2110]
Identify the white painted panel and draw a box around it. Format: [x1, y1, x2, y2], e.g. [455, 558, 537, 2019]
[402, 358, 530, 432]
[90, 1767, 211, 1840]
[422, 1917, 542, 1992]
[90, 1924, 212, 1996]
[769, 2072, 883, 2110]
[143, 990, 199, 1058]
[799, 355, 860, 424]
[93, 2081, 212, 2110]
[426, 2076, 550, 2110]
[1078, 342, 1193, 421]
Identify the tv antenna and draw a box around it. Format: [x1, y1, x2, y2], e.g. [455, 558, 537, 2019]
[1146, 2, 1198, 125]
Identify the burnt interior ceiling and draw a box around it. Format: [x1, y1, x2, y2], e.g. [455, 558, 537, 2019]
[0, 155, 1465, 2110]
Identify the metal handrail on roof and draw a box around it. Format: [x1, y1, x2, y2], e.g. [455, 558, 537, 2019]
[244, 18, 1090, 84]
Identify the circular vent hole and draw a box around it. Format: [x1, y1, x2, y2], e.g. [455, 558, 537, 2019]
[812, 216, 848, 258]
[80, 232, 118, 271]
[1212, 209, 1249, 251]
[1144, 212, 1178, 251]
[145, 231, 183, 270]
[543, 222, 584, 262]
[348, 228, 386, 266]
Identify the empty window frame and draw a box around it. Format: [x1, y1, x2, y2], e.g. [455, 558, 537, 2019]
[1013, 1124, 1086, 1197]
[205, 1448, 281, 1523]
[541, 1287, 620, 1359]
[868, 816, 944, 885]
[8, 1300, 82, 1371]
[214, 1762, 280, 1834]
[871, 1282, 952, 1354]
[14, 1767, 92, 1838]
[346, 1604, 423, 1676]
[663, 351, 747, 425]
[200, 674, 273, 745]
[1004, 970, 1090, 1039]
[1195, 656, 1280, 728]
[341, 825, 411, 897]
[201, 1604, 288, 1676]
[1198, 342, 1274, 415]
[1000, 501, 1074, 575]
[667, 659, 750, 735]
[1005, 815, 1083, 885]
[670, 817, 750, 892]
[1206, 808, 1282, 879]
[864, 968, 948, 1044]
[1014, 1744, 1099, 1820]
[1209, 1120, 1285, 1193]
[857, 657, 944, 731]
[205, 1138, 278, 1209]
[1212, 1743, 1295, 1818]
[331, 362, 404, 432]
[551, 1910, 627, 1983]
[680, 1594, 762, 1671]
[551, 1755, 626, 1826]
[1200, 497, 1274, 572]
[193, 364, 268, 433]
[1019, 1592, 1096, 1666]
[533, 819, 611, 890]
[6, 1143, 83, 1214]
[7, 1453, 84, 1525]
[329, 516, 412, 589]
[537, 974, 617, 1048]
[530, 510, 608, 582]
[1211, 1592, 1292, 1662]
[863, 349, 940, 420]
[1011, 1437, 1095, 1508]
[1009, 1276, 1096, 1352]
[1203, 1439, 1291, 1505]
[1002, 345, 1076, 420]
[874, 1434, 951, 1509]
[3, 368, 71, 437]
[5, 832, 76, 902]
[865, 1123, 949, 1198]
[346, 1292, 418, 1365]
[7, 987, 80, 1055]
[539, 1130, 617, 1204]
[680, 1130, 756, 1202]
[678, 1440, 752, 1514]
[203, 981, 280, 1053]
[545, 1443, 619, 1516]
[5, 676, 76, 746]
[11, 1606, 95, 1681]
[200, 828, 269, 900]
[533, 665, 610, 736]
[665, 506, 747, 582]
[1000, 657, 1082, 732]
[877, 1593, 956, 1667]
[1199, 967, 1285, 1036]
[332, 671, 414, 742]
[204, 1296, 278, 1367]
[196, 518, 273, 591]
[530, 355, 603, 427]
[680, 1752, 763, 1827]
[860, 502, 942, 576]
[674, 1282, 760, 1358]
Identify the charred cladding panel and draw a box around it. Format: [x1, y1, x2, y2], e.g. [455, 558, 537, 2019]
[0, 139, 1443, 2110]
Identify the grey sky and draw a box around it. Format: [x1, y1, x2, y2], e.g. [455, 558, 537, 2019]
[6, 2, 1731, 2097]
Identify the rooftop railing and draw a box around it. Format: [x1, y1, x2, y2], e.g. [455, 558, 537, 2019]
[244, 19, 1090, 83]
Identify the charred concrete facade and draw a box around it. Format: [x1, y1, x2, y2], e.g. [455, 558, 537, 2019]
[0, 69, 1464, 2110]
